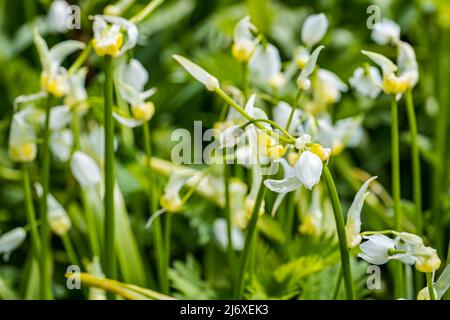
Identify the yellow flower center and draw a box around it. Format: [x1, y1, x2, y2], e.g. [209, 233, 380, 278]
[160, 193, 182, 213]
[415, 252, 441, 273]
[231, 42, 254, 62]
[382, 73, 409, 95]
[92, 30, 124, 57]
[131, 101, 155, 121]
[258, 133, 286, 159]
[40, 72, 67, 97]
[9, 142, 37, 163]
[49, 215, 71, 236]
[310, 143, 330, 161]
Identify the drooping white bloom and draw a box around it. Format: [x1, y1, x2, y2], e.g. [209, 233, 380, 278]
[273, 101, 302, 134]
[349, 66, 382, 99]
[232, 16, 258, 62]
[294, 46, 311, 69]
[397, 41, 419, 89]
[173, 55, 219, 91]
[47, 0, 71, 33]
[34, 30, 85, 97]
[294, 151, 323, 189]
[317, 68, 348, 103]
[8, 110, 37, 163]
[65, 67, 88, 110]
[249, 44, 284, 88]
[160, 172, 190, 213]
[49, 105, 72, 131]
[301, 13, 329, 48]
[213, 218, 244, 251]
[50, 129, 73, 162]
[35, 183, 72, 236]
[371, 18, 401, 46]
[358, 234, 396, 265]
[345, 176, 377, 248]
[70, 151, 102, 187]
[92, 15, 138, 57]
[0, 227, 26, 262]
[297, 45, 324, 90]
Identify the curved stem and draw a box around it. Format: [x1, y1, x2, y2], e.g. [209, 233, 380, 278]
[391, 98, 404, 298]
[405, 90, 422, 234]
[103, 56, 116, 290]
[143, 122, 165, 291]
[233, 180, 266, 299]
[40, 95, 53, 299]
[426, 272, 436, 300]
[129, 0, 164, 23]
[322, 165, 354, 300]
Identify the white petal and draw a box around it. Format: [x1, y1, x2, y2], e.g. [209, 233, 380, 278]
[70, 151, 102, 187]
[361, 50, 398, 75]
[371, 18, 401, 45]
[47, 0, 70, 33]
[118, 58, 148, 92]
[49, 40, 86, 67]
[49, 105, 72, 131]
[273, 101, 302, 134]
[0, 227, 26, 261]
[218, 125, 245, 149]
[301, 13, 329, 47]
[33, 29, 51, 71]
[213, 218, 244, 251]
[300, 45, 324, 79]
[50, 129, 73, 162]
[349, 67, 382, 98]
[233, 16, 256, 43]
[113, 112, 144, 128]
[264, 175, 302, 193]
[293, 151, 322, 189]
[98, 15, 138, 56]
[318, 69, 348, 92]
[249, 44, 281, 81]
[173, 55, 219, 91]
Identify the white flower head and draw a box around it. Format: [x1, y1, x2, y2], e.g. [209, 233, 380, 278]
[173, 55, 219, 91]
[213, 218, 244, 251]
[50, 129, 73, 162]
[397, 41, 419, 89]
[70, 151, 102, 187]
[8, 110, 37, 163]
[47, 0, 71, 33]
[160, 173, 190, 213]
[297, 45, 324, 90]
[349, 66, 382, 99]
[273, 101, 302, 134]
[49, 105, 72, 131]
[358, 234, 395, 265]
[294, 151, 323, 189]
[92, 15, 138, 57]
[317, 68, 348, 104]
[0, 227, 26, 262]
[371, 18, 401, 46]
[295, 133, 312, 150]
[345, 176, 377, 248]
[34, 29, 85, 97]
[301, 13, 329, 47]
[249, 44, 284, 88]
[232, 16, 258, 62]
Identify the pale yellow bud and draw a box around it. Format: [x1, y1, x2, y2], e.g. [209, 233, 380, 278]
[268, 73, 285, 89]
[131, 101, 155, 121]
[310, 143, 331, 161]
[160, 193, 182, 213]
[417, 287, 437, 300]
[231, 42, 254, 62]
[382, 73, 409, 95]
[288, 151, 300, 167]
[415, 246, 441, 273]
[49, 215, 71, 236]
[40, 72, 67, 97]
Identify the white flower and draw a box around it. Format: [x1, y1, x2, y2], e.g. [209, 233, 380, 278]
[345, 176, 377, 248]
[34, 30, 85, 97]
[301, 13, 329, 47]
[358, 234, 395, 265]
[65, 67, 88, 110]
[295, 133, 312, 150]
[294, 46, 311, 69]
[349, 67, 382, 99]
[414, 245, 441, 273]
[160, 173, 190, 213]
[70, 151, 102, 187]
[92, 15, 138, 57]
[297, 45, 324, 90]
[173, 55, 219, 91]
[50, 129, 73, 162]
[294, 151, 323, 189]
[232, 16, 258, 62]
[35, 184, 72, 236]
[8, 110, 37, 163]
[397, 41, 419, 89]
[249, 44, 284, 88]
[0, 227, 26, 262]
[213, 218, 244, 251]
[315, 115, 364, 153]
[217, 125, 245, 149]
[317, 68, 348, 103]
[371, 18, 401, 45]
[49, 105, 72, 131]
[47, 0, 71, 33]
[273, 101, 302, 135]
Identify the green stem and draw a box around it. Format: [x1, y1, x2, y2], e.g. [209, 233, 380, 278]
[322, 165, 354, 300]
[215, 87, 295, 144]
[242, 62, 249, 99]
[223, 161, 234, 278]
[285, 89, 302, 131]
[129, 0, 164, 23]
[391, 98, 404, 298]
[61, 233, 80, 267]
[332, 268, 342, 300]
[40, 95, 53, 300]
[81, 189, 100, 256]
[426, 272, 436, 300]
[233, 180, 266, 299]
[67, 43, 92, 76]
[103, 56, 116, 289]
[405, 90, 422, 235]
[22, 164, 41, 262]
[163, 214, 172, 294]
[143, 122, 165, 291]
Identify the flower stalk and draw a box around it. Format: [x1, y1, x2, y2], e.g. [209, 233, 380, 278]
[322, 165, 354, 300]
